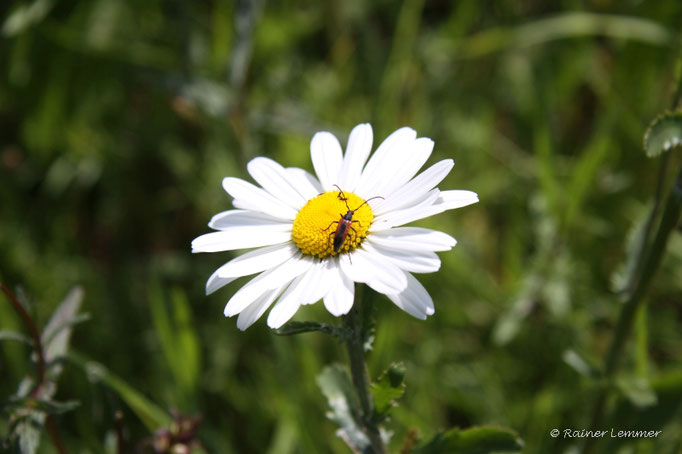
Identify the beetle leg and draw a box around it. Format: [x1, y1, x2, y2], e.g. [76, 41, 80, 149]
[321, 220, 338, 232]
[348, 225, 359, 245]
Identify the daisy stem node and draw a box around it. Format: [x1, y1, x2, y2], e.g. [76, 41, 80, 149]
[343, 287, 385, 454]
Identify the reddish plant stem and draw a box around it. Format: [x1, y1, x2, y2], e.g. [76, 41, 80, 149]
[46, 416, 67, 454]
[1, 283, 46, 387]
[115, 411, 125, 454]
[1, 282, 68, 454]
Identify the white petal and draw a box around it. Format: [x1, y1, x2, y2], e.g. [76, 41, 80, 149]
[371, 159, 454, 215]
[354, 127, 417, 198]
[437, 190, 479, 209]
[247, 157, 307, 209]
[222, 177, 298, 220]
[367, 227, 457, 252]
[338, 123, 373, 191]
[362, 241, 441, 274]
[339, 248, 408, 294]
[311, 132, 343, 192]
[266, 273, 309, 328]
[371, 190, 441, 231]
[215, 243, 297, 278]
[209, 209, 292, 231]
[366, 137, 433, 199]
[385, 271, 435, 319]
[236, 285, 285, 330]
[387, 137, 433, 192]
[298, 258, 336, 305]
[206, 269, 237, 295]
[374, 190, 478, 229]
[323, 267, 354, 316]
[286, 167, 323, 200]
[223, 255, 313, 317]
[191, 230, 291, 253]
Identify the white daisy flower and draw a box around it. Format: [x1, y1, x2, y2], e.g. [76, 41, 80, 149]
[192, 124, 478, 330]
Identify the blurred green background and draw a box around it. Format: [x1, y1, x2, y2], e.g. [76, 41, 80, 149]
[1, 0, 682, 452]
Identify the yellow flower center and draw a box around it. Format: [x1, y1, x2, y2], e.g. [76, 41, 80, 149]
[292, 190, 375, 258]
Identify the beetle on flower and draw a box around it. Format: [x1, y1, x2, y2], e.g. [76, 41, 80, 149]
[191, 124, 478, 330]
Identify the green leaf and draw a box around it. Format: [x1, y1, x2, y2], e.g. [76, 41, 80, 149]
[615, 376, 657, 408]
[14, 417, 42, 454]
[2, 0, 55, 37]
[149, 285, 201, 402]
[562, 349, 602, 379]
[643, 111, 682, 157]
[0, 330, 32, 345]
[610, 205, 652, 296]
[275, 321, 351, 340]
[316, 364, 369, 453]
[41, 314, 90, 349]
[149, 282, 201, 403]
[370, 362, 406, 422]
[415, 426, 524, 454]
[4, 397, 79, 416]
[70, 352, 171, 431]
[169, 287, 201, 395]
[601, 369, 682, 452]
[41, 286, 84, 365]
[33, 398, 80, 415]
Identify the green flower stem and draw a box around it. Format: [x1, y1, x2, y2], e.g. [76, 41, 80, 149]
[606, 168, 682, 374]
[343, 291, 386, 454]
[584, 166, 682, 453]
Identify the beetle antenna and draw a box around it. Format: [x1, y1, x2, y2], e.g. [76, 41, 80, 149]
[353, 195, 384, 211]
[333, 184, 351, 210]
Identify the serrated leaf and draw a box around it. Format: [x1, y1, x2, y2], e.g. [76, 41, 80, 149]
[0, 330, 32, 345]
[275, 321, 350, 340]
[643, 111, 682, 157]
[316, 364, 369, 453]
[370, 362, 405, 421]
[415, 426, 524, 454]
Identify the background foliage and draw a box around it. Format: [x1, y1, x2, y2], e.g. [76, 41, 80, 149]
[1, 0, 681, 452]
